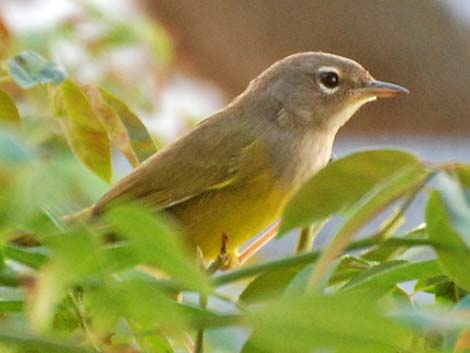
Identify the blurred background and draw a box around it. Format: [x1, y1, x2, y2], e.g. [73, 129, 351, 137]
[0, 1, 469, 350]
[1, 1, 469, 245]
[1, 0, 469, 263]
[1, 0, 469, 160]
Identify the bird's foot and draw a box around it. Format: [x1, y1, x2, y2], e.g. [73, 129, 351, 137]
[219, 249, 240, 270]
[218, 232, 240, 270]
[206, 232, 240, 273]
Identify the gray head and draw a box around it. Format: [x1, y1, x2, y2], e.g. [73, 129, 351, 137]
[245, 52, 408, 130]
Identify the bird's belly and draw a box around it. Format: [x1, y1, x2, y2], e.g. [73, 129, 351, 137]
[166, 173, 291, 261]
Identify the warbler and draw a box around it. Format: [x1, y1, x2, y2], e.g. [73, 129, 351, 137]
[91, 52, 408, 262]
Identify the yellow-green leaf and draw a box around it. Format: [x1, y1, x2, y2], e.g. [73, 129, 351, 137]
[279, 149, 422, 235]
[426, 191, 470, 291]
[0, 88, 20, 123]
[56, 80, 112, 183]
[306, 165, 430, 292]
[83, 85, 140, 168]
[342, 260, 442, 295]
[100, 88, 156, 162]
[239, 268, 299, 305]
[247, 292, 410, 353]
[0, 333, 93, 353]
[29, 230, 101, 333]
[104, 204, 211, 294]
[455, 165, 470, 189]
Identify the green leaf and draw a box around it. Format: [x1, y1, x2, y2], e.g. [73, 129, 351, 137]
[280, 149, 422, 235]
[426, 191, 470, 291]
[0, 333, 95, 353]
[415, 275, 467, 303]
[29, 230, 101, 332]
[0, 263, 21, 286]
[104, 204, 211, 294]
[56, 80, 112, 183]
[329, 255, 371, 285]
[87, 276, 186, 335]
[248, 292, 410, 353]
[282, 263, 315, 297]
[307, 164, 430, 291]
[135, 332, 174, 353]
[455, 165, 470, 189]
[342, 260, 442, 296]
[239, 268, 299, 305]
[4, 244, 49, 269]
[100, 88, 156, 162]
[9, 50, 67, 88]
[361, 226, 427, 262]
[0, 300, 22, 313]
[241, 340, 270, 353]
[285, 256, 343, 296]
[0, 89, 20, 123]
[435, 174, 470, 245]
[52, 295, 81, 334]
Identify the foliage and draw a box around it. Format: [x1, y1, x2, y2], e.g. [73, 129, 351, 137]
[1, 5, 470, 353]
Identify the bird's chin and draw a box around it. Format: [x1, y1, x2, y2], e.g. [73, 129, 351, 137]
[328, 97, 374, 130]
[356, 95, 377, 103]
[347, 94, 377, 108]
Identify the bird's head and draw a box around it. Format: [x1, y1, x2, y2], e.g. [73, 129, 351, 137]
[250, 52, 408, 130]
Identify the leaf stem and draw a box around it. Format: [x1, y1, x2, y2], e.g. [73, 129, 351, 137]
[306, 168, 430, 293]
[213, 227, 428, 287]
[295, 221, 326, 254]
[376, 174, 433, 239]
[194, 293, 208, 353]
[296, 225, 315, 254]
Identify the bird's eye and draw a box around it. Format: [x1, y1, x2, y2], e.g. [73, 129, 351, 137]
[319, 71, 340, 89]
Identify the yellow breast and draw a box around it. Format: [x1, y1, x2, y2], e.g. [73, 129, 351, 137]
[168, 169, 291, 260]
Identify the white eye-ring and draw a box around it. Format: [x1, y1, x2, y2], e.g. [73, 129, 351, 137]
[317, 66, 341, 94]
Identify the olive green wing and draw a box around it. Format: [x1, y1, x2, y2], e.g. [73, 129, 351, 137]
[92, 114, 257, 214]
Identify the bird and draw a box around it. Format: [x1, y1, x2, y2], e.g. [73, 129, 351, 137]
[91, 52, 408, 264]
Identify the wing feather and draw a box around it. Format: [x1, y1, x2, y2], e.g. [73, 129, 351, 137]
[93, 112, 255, 214]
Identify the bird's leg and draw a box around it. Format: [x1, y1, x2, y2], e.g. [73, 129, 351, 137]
[208, 222, 281, 272]
[206, 232, 240, 273]
[205, 233, 227, 274]
[219, 233, 241, 270]
[238, 220, 280, 265]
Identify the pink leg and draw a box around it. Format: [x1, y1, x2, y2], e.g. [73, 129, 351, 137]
[238, 220, 280, 265]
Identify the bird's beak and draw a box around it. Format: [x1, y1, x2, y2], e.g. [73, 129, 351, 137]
[358, 80, 409, 98]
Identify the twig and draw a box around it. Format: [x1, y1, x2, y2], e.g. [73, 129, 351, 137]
[213, 226, 428, 287]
